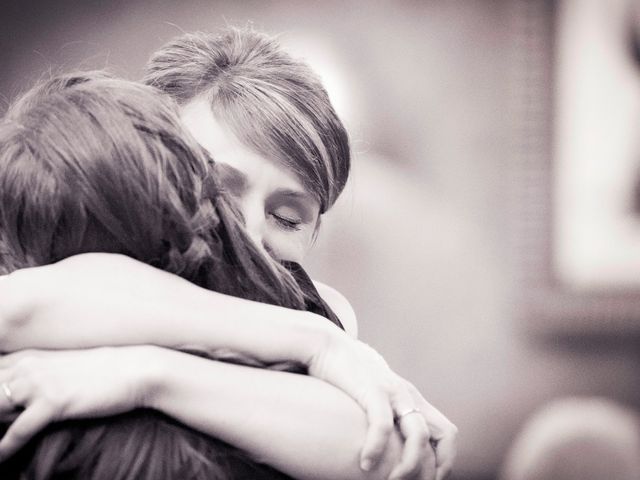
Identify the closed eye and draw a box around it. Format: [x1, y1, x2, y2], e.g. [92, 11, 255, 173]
[271, 212, 303, 231]
[267, 192, 318, 233]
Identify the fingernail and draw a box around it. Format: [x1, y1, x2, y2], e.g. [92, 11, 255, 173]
[361, 459, 372, 471]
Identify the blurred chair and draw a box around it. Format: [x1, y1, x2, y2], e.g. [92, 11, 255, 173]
[500, 397, 640, 480]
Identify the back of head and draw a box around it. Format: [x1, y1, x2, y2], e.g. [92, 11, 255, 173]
[143, 27, 351, 213]
[1, 410, 292, 480]
[0, 71, 308, 478]
[0, 70, 304, 308]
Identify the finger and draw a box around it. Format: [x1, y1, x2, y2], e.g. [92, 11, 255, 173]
[359, 390, 394, 471]
[0, 376, 29, 422]
[416, 400, 457, 477]
[434, 433, 457, 480]
[0, 382, 16, 415]
[388, 412, 430, 480]
[0, 373, 24, 416]
[401, 380, 456, 479]
[0, 402, 53, 461]
[415, 399, 451, 438]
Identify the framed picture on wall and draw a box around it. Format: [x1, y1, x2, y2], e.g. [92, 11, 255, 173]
[512, 0, 640, 336]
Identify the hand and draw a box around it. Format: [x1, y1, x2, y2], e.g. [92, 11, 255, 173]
[0, 346, 156, 461]
[404, 380, 457, 480]
[307, 333, 433, 479]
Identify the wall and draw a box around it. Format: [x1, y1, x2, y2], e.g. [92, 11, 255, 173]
[3, 1, 639, 477]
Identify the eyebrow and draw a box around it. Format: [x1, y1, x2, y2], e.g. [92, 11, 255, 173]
[214, 163, 249, 194]
[215, 162, 317, 205]
[273, 189, 316, 204]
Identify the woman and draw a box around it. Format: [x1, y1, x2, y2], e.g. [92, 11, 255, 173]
[0, 71, 304, 480]
[0, 71, 433, 479]
[0, 28, 455, 479]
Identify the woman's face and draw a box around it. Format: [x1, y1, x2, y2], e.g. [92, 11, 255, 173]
[180, 97, 320, 263]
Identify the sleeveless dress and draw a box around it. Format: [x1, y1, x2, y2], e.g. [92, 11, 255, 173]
[282, 261, 344, 331]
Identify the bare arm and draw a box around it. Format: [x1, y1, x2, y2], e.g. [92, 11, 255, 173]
[0, 346, 436, 480]
[0, 253, 326, 364]
[147, 347, 435, 480]
[0, 253, 450, 479]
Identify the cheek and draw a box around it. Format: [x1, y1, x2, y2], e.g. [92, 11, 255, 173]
[266, 229, 315, 263]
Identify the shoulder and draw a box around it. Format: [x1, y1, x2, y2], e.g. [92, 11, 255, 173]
[312, 280, 358, 338]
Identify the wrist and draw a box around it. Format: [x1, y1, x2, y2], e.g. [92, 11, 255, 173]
[188, 295, 339, 366]
[297, 315, 347, 370]
[134, 345, 171, 409]
[284, 311, 341, 366]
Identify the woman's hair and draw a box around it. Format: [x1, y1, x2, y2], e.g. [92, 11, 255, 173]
[0, 71, 309, 479]
[1, 410, 292, 480]
[143, 26, 351, 214]
[0, 70, 304, 309]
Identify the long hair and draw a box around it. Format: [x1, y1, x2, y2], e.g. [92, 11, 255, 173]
[0, 71, 310, 479]
[0, 71, 304, 308]
[143, 27, 351, 214]
[2, 410, 291, 480]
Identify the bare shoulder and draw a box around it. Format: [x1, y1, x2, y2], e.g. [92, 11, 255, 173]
[312, 280, 358, 338]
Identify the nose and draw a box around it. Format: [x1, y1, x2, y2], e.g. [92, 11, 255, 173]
[239, 195, 271, 254]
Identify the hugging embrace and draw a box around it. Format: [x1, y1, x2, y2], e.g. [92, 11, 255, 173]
[0, 27, 456, 480]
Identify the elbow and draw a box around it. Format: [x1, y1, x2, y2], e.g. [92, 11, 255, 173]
[0, 268, 40, 351]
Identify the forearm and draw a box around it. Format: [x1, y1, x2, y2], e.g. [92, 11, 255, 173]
[145, 347, 433, 480]
[0, 254, 331, 364]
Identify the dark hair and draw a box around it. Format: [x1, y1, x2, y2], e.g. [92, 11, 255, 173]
[1, 410, 292, 480]
[143, 27, 351, 213]
[0, 71, 311, 479]
[0, 70, 304, 308]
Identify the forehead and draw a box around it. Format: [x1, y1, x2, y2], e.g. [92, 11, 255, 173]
[180, 97, 319, 207]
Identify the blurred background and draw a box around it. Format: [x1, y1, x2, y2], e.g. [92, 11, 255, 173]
[2, 0, 640, 478]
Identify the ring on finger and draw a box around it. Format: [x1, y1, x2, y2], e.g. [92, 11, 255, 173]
[1, 381, 16, 409]
[395, 407, 421, 423]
